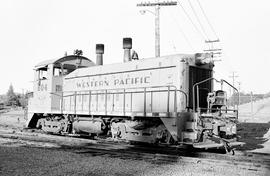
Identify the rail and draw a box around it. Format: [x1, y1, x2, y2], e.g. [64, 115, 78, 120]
[61, 85, 188, 117]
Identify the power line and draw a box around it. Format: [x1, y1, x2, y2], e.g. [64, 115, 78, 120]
[187, 0, 210, 41]
[176, 0, 207, 42]
[168, 11, 195, 52]
[196, 0, 219, 40]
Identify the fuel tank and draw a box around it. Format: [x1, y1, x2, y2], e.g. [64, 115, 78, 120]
[73, 118, 104, 134]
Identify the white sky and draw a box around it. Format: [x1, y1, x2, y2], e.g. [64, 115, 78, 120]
[0, 0, 269, 94]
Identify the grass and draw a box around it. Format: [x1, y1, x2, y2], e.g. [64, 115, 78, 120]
[238, 97, 270, 123]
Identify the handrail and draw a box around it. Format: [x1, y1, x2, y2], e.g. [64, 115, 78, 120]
[61, 85, 188, 116]
[192, 77, 220, 112]
[192, 77, 239, 113]
[62, 85, 188, 106]
[221, 79, 239, 112]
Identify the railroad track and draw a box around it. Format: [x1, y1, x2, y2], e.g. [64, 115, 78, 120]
[63, 142, 270, 171]
[0, 128, 269, 173]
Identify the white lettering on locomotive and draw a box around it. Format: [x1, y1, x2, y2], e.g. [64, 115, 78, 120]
[75, 75, 151, 90]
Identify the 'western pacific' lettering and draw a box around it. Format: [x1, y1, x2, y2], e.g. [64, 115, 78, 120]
[76, 76, 151, 89]
[113, 76, 150, 85]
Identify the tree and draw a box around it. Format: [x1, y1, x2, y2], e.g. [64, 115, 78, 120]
[6, 84, 19, 106]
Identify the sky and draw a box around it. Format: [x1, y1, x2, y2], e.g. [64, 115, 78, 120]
[0, 0, 269, 95]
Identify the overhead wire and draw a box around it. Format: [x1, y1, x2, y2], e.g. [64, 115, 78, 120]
[187, 0, 210, 41]
[195, 0, 222, 54]
[196, 0, 219, 40]
[176, 0, 207, 42]
[168, 11, 195, 53]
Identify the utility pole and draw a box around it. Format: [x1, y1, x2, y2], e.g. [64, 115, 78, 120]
[137, 1, 177, 57]
[229, 72, 238, 108]
[237, 81, 241, 105]
[229, 72, 238, 89]
[204, 39, 222, 61]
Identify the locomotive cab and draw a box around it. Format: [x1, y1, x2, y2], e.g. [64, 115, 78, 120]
[26, 55, 95, 126]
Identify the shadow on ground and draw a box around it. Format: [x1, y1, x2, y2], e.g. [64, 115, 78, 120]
[60, 142, 230, 165]
[237, 123, 270, 150]
[60, 143, 186, 165]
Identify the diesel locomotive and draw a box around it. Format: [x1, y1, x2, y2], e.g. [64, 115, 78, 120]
[26, 38, 242, 152]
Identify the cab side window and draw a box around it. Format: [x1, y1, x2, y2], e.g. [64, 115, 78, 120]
[53, 67, 62, 76]
[38, 67, 48, 80]
[62, 64, 76, 75]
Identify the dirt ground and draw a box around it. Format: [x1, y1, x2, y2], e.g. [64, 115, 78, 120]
[0, 108, 26, 129]
[1, 109, 269, 154]
[1, 144, 268, 176]
[0, 109, 269, 176]
[1, 142, 267, 176]
[237, 123, 270, 153]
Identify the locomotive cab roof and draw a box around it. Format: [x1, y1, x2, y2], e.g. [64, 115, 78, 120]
[35, 55, 95, 70]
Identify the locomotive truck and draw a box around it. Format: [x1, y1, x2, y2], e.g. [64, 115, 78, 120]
[26, 38, 242, 152]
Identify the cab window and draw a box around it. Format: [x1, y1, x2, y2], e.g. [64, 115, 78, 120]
[53, 67, 62, 76]
[53, 63, 76, 76]
[62, 64, 76, 75]
[38, 67, 48, 80]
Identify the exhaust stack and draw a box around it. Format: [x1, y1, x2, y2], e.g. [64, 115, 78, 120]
[123, 38, 132, 62]
[96, 44, 104, 65]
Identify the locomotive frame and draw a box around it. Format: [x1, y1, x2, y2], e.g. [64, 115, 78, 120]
[26, 39, 243, 152]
